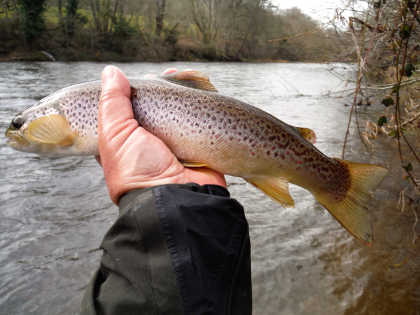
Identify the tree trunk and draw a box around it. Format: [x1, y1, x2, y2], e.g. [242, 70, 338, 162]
[155, 0, 166, 36]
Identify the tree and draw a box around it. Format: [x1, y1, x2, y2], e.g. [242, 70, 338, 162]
[89, 0, 123, 34]
[65, 0, 78, 38]
[17, 0, 46, 45]
[155, 0, 166, 36]
[189, 0, 223, 44]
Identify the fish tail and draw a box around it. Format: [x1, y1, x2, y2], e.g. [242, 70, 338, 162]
[313, 159, 387, 246]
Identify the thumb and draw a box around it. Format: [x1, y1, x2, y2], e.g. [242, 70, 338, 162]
[99, 66, 138, 144]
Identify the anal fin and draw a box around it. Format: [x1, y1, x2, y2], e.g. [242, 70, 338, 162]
[247, 177, 295, 207]
[181, 161, 208, 168]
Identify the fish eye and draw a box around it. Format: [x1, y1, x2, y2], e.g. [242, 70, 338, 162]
[11, 116, 25, 129]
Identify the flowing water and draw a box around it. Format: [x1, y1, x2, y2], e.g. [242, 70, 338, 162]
[0, 62, 418, 315]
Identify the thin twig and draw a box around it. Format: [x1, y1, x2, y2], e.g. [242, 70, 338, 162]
[413, 207, 418, 245]
[401, 111, 420, 127]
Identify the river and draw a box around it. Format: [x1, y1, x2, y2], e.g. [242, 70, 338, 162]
[0, 62, 418, 315]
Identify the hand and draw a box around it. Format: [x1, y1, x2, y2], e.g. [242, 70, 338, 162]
[98, 66, 226, 204]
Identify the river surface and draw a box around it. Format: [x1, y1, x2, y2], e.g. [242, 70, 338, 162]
[0, 62, 418, 315]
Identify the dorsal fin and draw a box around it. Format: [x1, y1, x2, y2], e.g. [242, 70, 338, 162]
[161, 70, 218, 92]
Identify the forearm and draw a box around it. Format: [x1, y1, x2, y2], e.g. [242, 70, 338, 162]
[81, 184, 252, 315]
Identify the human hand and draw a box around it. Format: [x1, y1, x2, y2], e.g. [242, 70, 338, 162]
[98, 65, 226, 204]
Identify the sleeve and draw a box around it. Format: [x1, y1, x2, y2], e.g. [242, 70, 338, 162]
[80, 184, 252, 315]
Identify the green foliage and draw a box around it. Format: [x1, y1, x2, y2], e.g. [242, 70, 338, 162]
[403, 163, 413, 172]
[405, 63, 415, 77]
[65, 0, 78, 38]
[405, 0, 415, 9]
[388, 129, 397, 138]
[399, 24, 411, 39]
[378, 116, 388, 126]
[17, 0, 46, 45]
[113, 16, 136, 39]
[382, 96, 395, 107]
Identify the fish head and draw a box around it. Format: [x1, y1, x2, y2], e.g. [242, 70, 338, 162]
[6, 110, 35, 152]
[6, 83, 100, 156]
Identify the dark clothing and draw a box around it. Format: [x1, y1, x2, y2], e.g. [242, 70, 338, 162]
[80, 184, 252, 315]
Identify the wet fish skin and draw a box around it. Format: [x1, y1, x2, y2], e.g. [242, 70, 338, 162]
[131, 80, 335, 180]
[5, 77, 387, 244]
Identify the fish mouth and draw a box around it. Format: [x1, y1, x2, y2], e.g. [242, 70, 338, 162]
[5, 127, 29, 148]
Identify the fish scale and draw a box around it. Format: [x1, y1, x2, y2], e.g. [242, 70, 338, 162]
[132, 80, 339, 185]
[5, 71, 387, 245]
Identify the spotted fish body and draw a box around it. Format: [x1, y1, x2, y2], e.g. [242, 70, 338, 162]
[131, 80, 346, 190]
[6, 74, 387, 245]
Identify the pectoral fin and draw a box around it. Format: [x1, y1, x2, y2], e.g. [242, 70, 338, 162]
[162, 70, 218, 92]
[247, 177, 295, 207]
[25, 114, 75, 147]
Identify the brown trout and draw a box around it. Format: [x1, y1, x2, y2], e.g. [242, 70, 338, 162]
[5, 70, 387, 245]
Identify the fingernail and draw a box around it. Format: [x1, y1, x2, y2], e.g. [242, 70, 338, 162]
[102, 65, 117, 83]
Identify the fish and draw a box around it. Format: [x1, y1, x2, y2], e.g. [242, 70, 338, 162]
[5, 69, 387, 245]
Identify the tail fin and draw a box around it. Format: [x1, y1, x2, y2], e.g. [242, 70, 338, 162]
[313, 159, 387, 246]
